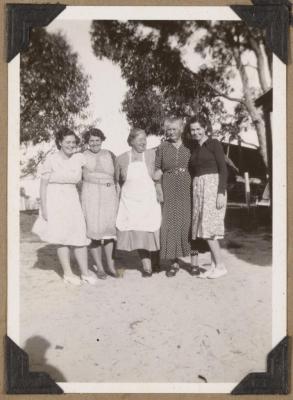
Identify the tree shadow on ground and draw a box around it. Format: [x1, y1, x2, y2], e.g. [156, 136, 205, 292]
[23, 335, 66, 382]
[33, 245, 80, 278]
[222, 208, 272, 267]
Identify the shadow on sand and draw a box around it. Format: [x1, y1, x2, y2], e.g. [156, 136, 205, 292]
[23, 335, 66, 382]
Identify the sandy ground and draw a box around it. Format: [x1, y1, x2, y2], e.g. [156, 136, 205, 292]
[19, 210, 272, 384]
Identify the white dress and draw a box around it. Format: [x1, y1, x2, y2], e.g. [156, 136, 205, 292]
[33, 152, 90, 247]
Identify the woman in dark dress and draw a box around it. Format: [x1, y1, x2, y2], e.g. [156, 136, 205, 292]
[188, 115, 228, 279]
[155, 117, 197, 277]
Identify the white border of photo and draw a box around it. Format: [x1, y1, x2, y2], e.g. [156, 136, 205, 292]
[7, 5, 287, 394]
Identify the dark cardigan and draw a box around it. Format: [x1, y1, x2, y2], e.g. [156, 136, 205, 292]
[190, 138, 228, 194]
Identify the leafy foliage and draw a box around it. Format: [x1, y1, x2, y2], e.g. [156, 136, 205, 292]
[20, 28, 90, 144]
[91, 20, 271, 168]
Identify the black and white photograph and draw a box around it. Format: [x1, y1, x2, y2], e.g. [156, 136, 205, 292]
[7, 5, 287, 394]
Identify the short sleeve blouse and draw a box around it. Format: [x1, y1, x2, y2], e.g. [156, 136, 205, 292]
[40, 152, 86, 184]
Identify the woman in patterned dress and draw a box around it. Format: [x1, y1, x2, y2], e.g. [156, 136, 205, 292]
[32, 127, 97, 286]
[155, 117, 197, 277]
[81, 128, 118, 278]
[188, 115, 228, 279]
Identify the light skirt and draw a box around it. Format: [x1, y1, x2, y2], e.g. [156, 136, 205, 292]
[33, 183, 90, 247]
[81, 181, 118, 240]
[192, 174, 226, 240]
[116, 230, 160, 252]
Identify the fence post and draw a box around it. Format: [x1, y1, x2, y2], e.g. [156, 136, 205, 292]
[244, 172, 250, 209]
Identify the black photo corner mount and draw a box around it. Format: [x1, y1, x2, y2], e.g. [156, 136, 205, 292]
[6, 3, 66, 63]
[231, 0, 292, 64]
[5, 335, 64, 394]
[231, 336, 290, 395]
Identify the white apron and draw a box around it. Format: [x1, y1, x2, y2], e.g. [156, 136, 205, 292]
[116, 152, 161, 232]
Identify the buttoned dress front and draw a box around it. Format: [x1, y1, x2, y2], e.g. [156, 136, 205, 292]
[155, 141, 192, 260]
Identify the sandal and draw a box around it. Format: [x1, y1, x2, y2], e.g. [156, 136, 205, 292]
[96, 269, 107, 280]
[189, 265, 200, 276]
[108, 269, 119, 278]
[166, 263, 179, 278]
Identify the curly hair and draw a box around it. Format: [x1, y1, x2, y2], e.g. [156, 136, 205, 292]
[83, 128, 106, 144]
[55, 127, 80, 150]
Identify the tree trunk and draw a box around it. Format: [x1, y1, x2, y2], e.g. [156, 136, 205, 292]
[249, 36, 270, 92]
[233, 48, 268, 170]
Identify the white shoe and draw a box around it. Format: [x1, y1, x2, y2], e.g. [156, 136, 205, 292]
[198, 267, 215, 279]
[63, 275, 82, 286]
[207, 265, 227, 279]
[81, 274, 98, 285]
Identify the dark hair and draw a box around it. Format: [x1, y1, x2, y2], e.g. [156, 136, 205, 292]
[127, 128, 146, 146]
[83, 128, 106, 144]
[55, 127, 80, 150]
[184, 114, 211, 144]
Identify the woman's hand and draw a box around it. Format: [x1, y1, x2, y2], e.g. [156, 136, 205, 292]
[40, 178, 49, 221]
[155, 183, 164, 203]
[154, 169, 163, 181]
[216, 193, 225, 210]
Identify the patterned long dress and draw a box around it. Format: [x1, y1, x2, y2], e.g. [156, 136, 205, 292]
[155, 141, 192, 260]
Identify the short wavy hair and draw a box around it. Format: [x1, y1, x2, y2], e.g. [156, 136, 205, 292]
[127, 128, 146, 146]
[55, 127, 80, 150]
[83, 128, 106, 144]
[184, 114, 211, 143]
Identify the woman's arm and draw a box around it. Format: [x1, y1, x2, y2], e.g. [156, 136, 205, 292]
[40, 178, 49, 220]
[212, 140, 228, 195]
[154, 146, 164, 203]
[211, 140, 228, 209]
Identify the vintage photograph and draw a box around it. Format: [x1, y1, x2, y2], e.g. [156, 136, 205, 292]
[7, 5, 287, 393]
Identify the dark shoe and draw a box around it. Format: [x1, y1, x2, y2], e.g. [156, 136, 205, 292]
[96, 269, 107, 280]
[166, 266, 179, 277]
[142, 269, 152, 278]
[108, 270, 119, 278]
[152, 264, 161, 273]
[189, 266, 200, 276]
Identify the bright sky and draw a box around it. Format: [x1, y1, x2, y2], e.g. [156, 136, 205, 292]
[47, 20, 160, 155]
[46, 19, 264, 154]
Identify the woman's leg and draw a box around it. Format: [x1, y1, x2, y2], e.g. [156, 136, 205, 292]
[57, 246, 73, 276]
[151, 251, 160, 272]
[207, 239, 223, 266]
[90, 240, 105, 273]
[166, 258, 179, 277]
[191, 250, 199, 267]
[73, 246, 89, 276]
[104, 239, 117, 276]
[206, 239, 227, 278]
[57, 246, 81, 285]
[138, 249, 152, 274]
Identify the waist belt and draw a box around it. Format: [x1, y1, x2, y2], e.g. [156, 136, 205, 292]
[165, 167, 187, 175]
[86, 181, 115, 187]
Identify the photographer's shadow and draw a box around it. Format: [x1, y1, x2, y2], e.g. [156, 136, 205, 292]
[24, 335, 66, 382]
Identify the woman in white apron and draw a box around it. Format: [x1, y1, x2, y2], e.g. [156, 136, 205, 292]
[115, 128, 161, 277]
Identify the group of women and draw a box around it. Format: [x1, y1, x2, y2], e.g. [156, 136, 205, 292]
[33, 114, 228, 285]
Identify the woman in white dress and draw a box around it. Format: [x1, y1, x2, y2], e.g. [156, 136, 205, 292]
[115, 128, 161, 277]
[33, 127, 97, 285]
